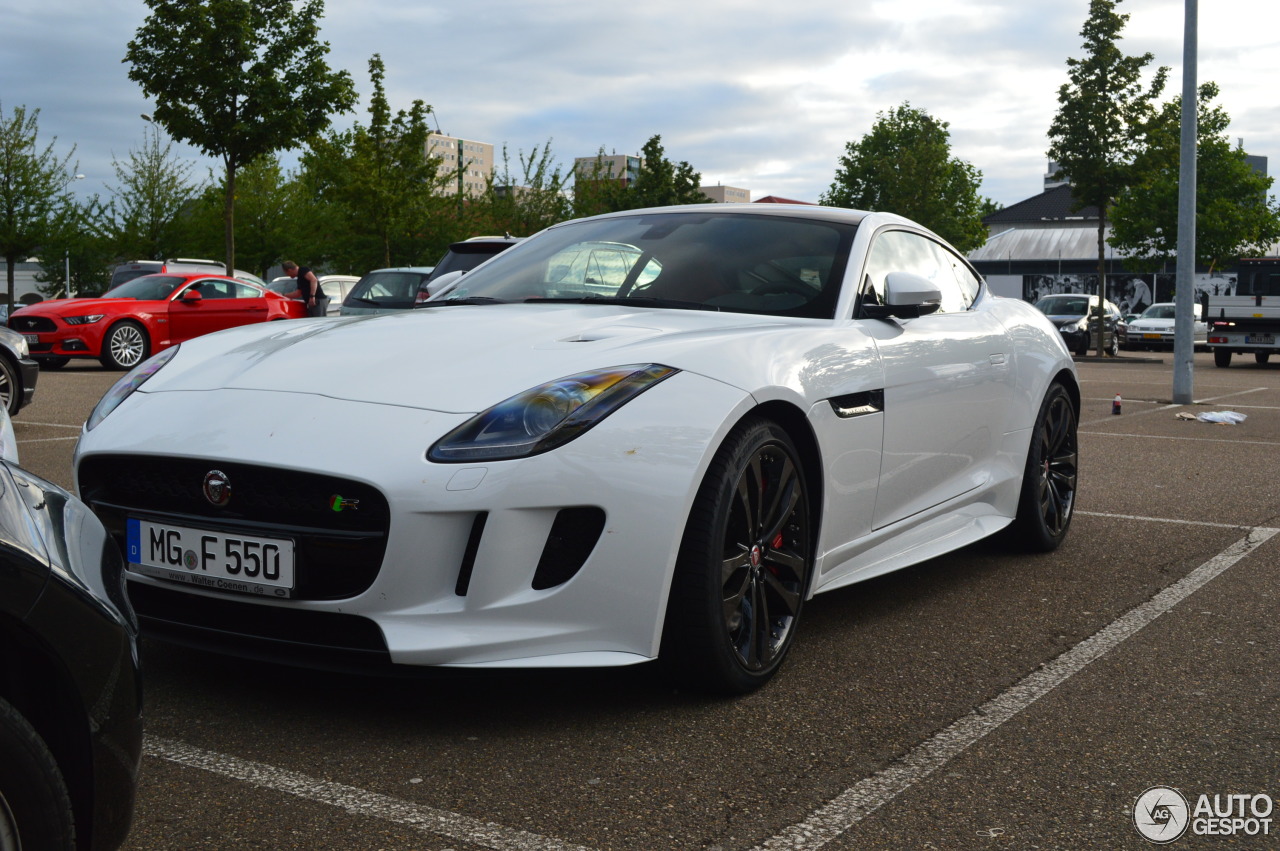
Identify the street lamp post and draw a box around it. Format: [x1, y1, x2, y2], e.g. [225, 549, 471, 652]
[64, 174, 86, 298]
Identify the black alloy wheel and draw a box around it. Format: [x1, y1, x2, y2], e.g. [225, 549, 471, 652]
[661, 417, 812, 694]
[1009, 383, 1078, 551]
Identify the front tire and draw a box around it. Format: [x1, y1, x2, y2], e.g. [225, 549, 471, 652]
[1008, 383, 1078, 552]
[0, 698, 76, 851]
[661, 418, 813, 694]
[100, 320, 149, 370]
[0, 356, 20, 416]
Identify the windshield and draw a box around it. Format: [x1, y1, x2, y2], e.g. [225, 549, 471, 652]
[103, 275, 186, 300]
[1140, 304, 1176, 319]
[1034, 296, 1090, 316]
[346, 271, 431, 308]
[431, 213, 856, 319]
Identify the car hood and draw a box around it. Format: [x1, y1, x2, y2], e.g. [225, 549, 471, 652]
[11, 298, 140, 319]
[143, 305, 798, 412]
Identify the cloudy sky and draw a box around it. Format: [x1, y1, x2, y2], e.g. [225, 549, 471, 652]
[4, 0, 1278, 212]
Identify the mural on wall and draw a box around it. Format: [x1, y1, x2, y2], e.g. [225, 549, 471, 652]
[1023, 271, 1238, 315]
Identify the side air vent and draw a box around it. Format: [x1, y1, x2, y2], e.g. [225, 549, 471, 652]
[532, 507, 606, 590]
[454, 512, 488, 596]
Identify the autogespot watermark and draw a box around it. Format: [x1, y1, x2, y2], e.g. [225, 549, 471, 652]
[1133, 786, 1275, 844]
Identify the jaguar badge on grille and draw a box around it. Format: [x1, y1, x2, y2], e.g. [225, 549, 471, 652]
[203, 470, 231, 507]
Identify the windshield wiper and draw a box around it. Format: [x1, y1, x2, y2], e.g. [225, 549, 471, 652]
[423, 296, 508, 307]
[527, 295, 720, 311]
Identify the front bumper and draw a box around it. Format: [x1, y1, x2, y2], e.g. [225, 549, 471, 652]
[76, 375, 750, 670]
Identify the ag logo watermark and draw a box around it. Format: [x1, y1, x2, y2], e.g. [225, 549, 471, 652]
[1134, 786, 1274, 843]
[1134, 787, 1189, 844]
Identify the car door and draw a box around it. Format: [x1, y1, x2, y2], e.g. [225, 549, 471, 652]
[856, 228, 1014, 530]
[169, 278, 269, 343]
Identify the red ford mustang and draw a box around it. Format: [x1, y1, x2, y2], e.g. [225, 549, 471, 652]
[8, 273, 306, 370]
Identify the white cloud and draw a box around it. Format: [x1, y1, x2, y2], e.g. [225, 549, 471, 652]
[2, 0, 1277, 217]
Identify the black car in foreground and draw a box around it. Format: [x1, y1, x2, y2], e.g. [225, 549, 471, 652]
[0, 325, 39, 417]
[0, 413, 141, 850]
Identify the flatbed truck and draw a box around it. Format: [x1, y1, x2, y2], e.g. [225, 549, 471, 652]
[1206, 257, 1280, 367]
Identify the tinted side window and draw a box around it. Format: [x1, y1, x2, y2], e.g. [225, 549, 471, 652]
[862, 230, 967, 314]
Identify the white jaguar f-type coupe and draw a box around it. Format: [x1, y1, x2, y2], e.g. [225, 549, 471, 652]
[75, 204, 1079, 693]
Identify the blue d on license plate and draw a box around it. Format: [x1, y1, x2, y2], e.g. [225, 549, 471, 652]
[126, 518, 295, 597]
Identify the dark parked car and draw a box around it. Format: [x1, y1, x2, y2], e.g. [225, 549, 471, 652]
[1033, 293, 1121, 356]
[0, 409, 142, 850]
[413, 236, 523, 304]
[0, 325, 39, 416]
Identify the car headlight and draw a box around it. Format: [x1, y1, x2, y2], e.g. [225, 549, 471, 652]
[428, 364, 677, 462]
[63, 314, 105, 325]
[86, 346, 180, 431]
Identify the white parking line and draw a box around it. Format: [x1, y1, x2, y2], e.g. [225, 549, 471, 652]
[1080, 432, 1280, 447]
[1081, 387, 1268, 427]
[142, 522, 1280, 851]
[754, 524, 1278, 851]
[144, 736, 594, 851]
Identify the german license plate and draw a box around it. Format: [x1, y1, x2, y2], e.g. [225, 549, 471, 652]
[126, 518, 295, 597]
[22, 334, 38, 345]
[1246, 333, 1275, 344]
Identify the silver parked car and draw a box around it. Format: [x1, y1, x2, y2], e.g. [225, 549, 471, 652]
[339, 267, 436, 316]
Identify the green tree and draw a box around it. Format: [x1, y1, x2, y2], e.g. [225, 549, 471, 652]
[473, 141, 572, 237]
[96, 124, 201, 263]
[821, 102, 991, 252]
[34, 203, 116, 299]
[183, 155, 298, 278]
[1047, 0, 1167, 352]
[0, 102, 79, 307]
[298, 54, 451, 272]
[1110, 82, 1280, 273]
[572, 136, 711, 216]
[628, 135, 711, 210]
[125, 0, 356, 274]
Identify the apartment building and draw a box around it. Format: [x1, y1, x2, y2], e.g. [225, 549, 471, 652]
[425, 134, 495, 197]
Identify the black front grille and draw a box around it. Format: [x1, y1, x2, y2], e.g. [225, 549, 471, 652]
[8, 315, 56, 333]
[80, 455, 391, 600]
[129, 582, 394, 672]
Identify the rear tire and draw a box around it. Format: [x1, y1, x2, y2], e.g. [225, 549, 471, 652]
[1213, 348, 1232, 368]
[1008, 383, 1078, 552]
[1255, 352, 1271, 365]
[0, 698, 76, 851]
[660, 417, 812, 694]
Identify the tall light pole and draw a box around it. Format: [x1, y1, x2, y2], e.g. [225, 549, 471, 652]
[1172, 0, 1198, 404]
[64, 174, 86, 299]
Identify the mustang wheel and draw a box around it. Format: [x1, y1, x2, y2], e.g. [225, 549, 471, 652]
[101, 320, 149, 370]
[0, 698, 76, 851]
[1009, 383, 1078, 551]
[661, 417, 812, 694]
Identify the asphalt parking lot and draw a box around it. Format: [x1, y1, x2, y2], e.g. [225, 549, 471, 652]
[13, 352, 1279, 851]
